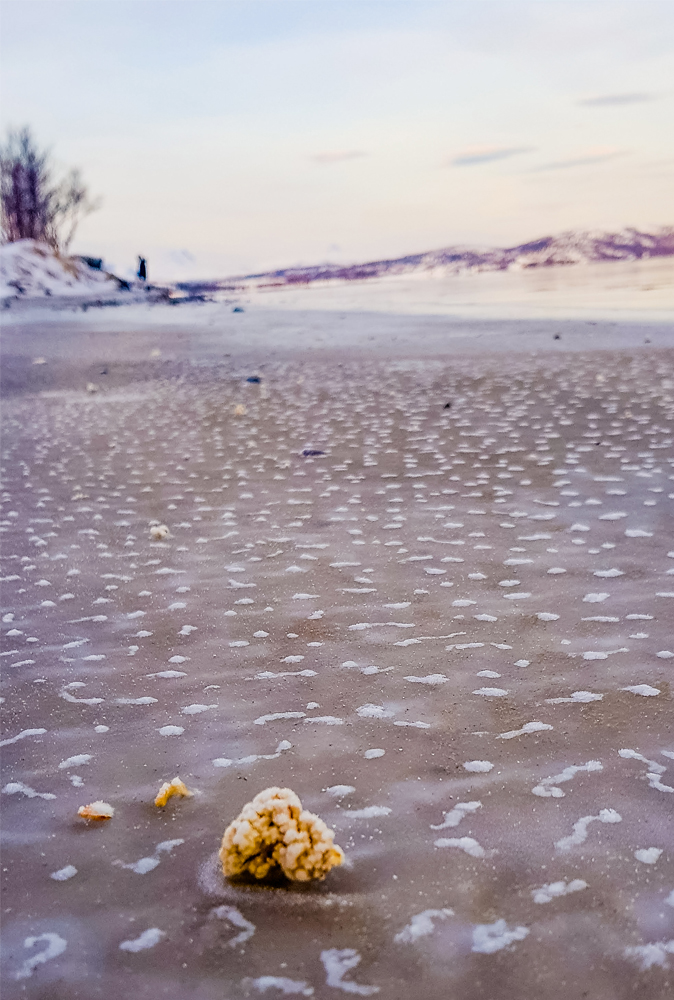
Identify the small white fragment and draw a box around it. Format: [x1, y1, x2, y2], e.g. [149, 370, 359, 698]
[463, 761, 493, 772]
[211, 905, 256, 947]
[472, 687, 509, 697]
[471, 919, 529, 954]
[532, 761, 603, 798]
[635, 848, 663, 865]
[50, 865, 78, 881]
[254, 712, 305, 725]
[431, 801, 482, 830]
[320, 948, 379, 995]
[250, 975, 313, 995]
[624, 940, 674, 970]
[532, 879, 587, 904]
[58, 754, 92, 769]
[434, 836, 487, 858]
[343, 806, 392, 819]
[14, 932, 67, 980]
[0, 728, 47, 748]
[622, 684, 660, 696]
[325, 785, 356, 798]
[498, 722, 553, 740]
[3, 782, 56, 801]
[536, 612, 559, 621]
[364, 748, 385, 759]
[158, 725, 184, 736]
[119, 928, 166, 952]
[583, 593, 610, 603]
[394, 908, 454, 944]
[404, 674, 447, 685]
[356, 704, 394, 719]
[556, 809, 622, 852]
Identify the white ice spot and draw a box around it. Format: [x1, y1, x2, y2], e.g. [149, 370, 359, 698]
[583, 593, 610, 603]
[254, 712, 306, 725]
[532, 879, 587, 904]
[0, 728, 47, 748]
[58, 754, 92, 769]
[498, 722, 553, 740]
[14, 932, 67, 980]
[181, 703, 217, 715]
[536, 612, 560, 621]
[471, 919, 529, 954]
[624, 940, 674, 970]
[325, 785, 356, 798]
[342, 806, 392, 819]
[547, 691, 603, 704]
[431, 801, 482, 830]
[249, 976, 313, 995]
[210, 905, 255, 947]
[472, 687, 509, 697]
[116, 697, 158, 706]
[404, 674, 447, 685]
[434, 836, 487, 858]
[635, 848, 663, 864]
[356, 704, 395, 719]
[556, 809, 622, 852]
[364, 748, 385, 759]
[394, 908, 454, 944]
[3, 781, 56, 800]
[320, 948, 379, 995]
[119, 928, 166, 952]
[463, 761, 493, 772]
[622, 684, 660, 696]
[50, 865, 78, 881]
[532, 760, 603, 798]
[158, 725, 184, 736]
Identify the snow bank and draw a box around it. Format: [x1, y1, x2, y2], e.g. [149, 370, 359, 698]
[0, 239, 123, 300]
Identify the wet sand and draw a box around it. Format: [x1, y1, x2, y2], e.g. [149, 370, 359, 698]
[1, 308, 673, 999]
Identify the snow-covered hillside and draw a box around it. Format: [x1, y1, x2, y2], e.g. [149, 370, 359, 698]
[0, 240, 124, 300]
[202, 226, 674, 292]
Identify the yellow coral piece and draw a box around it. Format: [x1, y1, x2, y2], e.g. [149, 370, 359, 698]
[154, 776, 193, 808]
[78, 800, 114, 821]
[234, 404, 247, 416]
[220, 786, 344, 883]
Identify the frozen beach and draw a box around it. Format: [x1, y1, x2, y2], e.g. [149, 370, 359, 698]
[1, 302, 673, 1000]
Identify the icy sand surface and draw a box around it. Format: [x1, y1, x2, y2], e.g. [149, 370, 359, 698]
[1, 319, 673, 999]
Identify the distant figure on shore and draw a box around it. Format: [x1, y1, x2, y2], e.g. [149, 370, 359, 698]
[137, 256, 147, 281]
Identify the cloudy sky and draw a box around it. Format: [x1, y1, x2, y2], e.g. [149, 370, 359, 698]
[2, 0, 672, 279]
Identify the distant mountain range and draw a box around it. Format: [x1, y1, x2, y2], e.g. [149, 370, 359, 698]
[177, 227, 674, 293]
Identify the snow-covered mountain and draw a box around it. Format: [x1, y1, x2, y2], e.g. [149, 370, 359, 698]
[209, 226, 673, 291]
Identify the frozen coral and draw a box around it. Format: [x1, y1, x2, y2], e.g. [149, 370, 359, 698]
[220, 786, 344, 882]
[77, 800, 114, 821]
[154, 776, 193, 807]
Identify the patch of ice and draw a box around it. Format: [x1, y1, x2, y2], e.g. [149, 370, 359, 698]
[119, 928, 165, 952]
[532, 879, 588, 904]
[471, 919, 529, 954]
[556, 809, 622, 852]
[394, 908, 454, 944]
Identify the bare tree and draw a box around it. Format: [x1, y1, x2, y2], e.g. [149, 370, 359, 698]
[0, 126, 100, 251]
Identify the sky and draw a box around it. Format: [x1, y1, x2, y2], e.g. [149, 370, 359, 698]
[1, 0, 673, 280]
